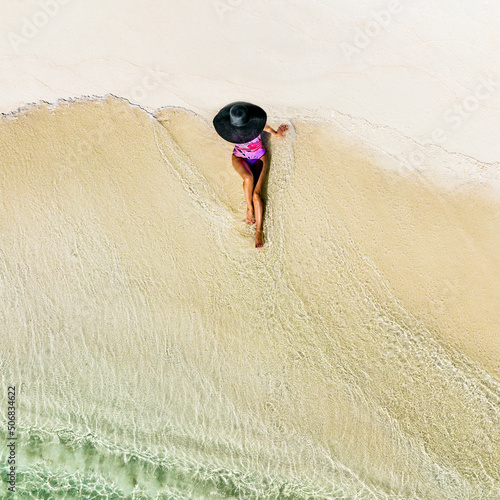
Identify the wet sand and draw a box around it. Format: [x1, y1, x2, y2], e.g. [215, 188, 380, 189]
[1, 97, 499, 498]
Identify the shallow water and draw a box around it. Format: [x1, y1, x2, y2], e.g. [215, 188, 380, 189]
[1, 97, 499, 498]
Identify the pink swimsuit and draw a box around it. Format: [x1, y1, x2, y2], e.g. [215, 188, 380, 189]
[233, 134, 265, 164]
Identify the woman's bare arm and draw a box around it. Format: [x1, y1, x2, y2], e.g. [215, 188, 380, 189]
[264, 124, 289, 137]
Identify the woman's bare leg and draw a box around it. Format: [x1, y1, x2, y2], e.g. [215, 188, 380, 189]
[252, 153, 269, 248]
[232, 155, 255, 223]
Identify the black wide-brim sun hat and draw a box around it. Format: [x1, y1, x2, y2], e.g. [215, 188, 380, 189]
[213, 101, 267, 144]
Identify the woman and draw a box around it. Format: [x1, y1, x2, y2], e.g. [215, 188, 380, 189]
[213, 102, 288, 248]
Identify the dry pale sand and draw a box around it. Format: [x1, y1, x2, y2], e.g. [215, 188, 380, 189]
[1, 97, 499, 497]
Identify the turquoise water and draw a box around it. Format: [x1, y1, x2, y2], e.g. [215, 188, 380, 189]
[1, 426, 328, 498]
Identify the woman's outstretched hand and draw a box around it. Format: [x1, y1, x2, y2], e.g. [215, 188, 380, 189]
[276, 124, 289, 137]
[264, 123, 289, 137]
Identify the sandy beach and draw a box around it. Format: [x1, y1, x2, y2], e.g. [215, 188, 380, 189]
[1, 1, 499, 498]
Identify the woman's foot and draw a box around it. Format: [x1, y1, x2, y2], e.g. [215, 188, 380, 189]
[255, 229, 264, 248]
[246, 206, 255, 224]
